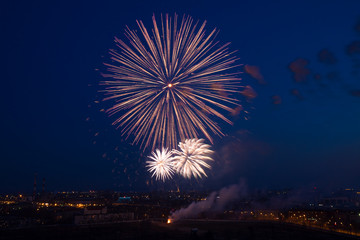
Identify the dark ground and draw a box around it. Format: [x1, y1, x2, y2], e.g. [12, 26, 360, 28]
[1, 220, 359, 240]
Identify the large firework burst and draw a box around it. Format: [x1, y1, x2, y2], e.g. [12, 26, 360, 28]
[172, 138, 214, 179]
[146, 148, 174, 181]
[101, 14, 242, 150]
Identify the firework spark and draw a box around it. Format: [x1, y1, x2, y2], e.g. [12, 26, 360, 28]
[172, 138, 214, 179]
[146, 148, 174, 181]
[102, 14, 242, 150]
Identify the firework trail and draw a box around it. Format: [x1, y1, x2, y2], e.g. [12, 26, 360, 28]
[172, 138, 214, 179]
[101, 14, 242, 150]
[146, 148, 174, 181]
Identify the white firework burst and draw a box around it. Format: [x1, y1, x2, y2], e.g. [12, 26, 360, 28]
[146, 148, 174, 181]
[172, 139, 214, 179]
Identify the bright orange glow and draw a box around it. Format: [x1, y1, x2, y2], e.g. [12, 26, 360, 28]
[167, 219, 171, 224]
[168, 83, 173, 88]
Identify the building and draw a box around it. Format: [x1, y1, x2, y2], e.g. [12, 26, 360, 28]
[74, 206, 134, 225]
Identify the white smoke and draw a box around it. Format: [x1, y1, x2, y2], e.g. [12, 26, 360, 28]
[170, 181, 247, 221]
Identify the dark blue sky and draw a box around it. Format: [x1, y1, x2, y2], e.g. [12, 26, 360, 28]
[1, 0, 360, 193]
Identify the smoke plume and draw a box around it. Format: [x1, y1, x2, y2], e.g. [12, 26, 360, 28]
[170, 181, 247, 221]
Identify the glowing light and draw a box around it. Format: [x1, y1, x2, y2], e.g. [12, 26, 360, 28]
[146, 148, 174, 181]
[101, 14, 242, 150]
[167, 218, 171, 224]
[172, 138, 213, 179]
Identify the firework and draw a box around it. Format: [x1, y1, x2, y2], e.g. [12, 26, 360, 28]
[146, 148, 174, 181]
[172, 138, 213, 179]
[102, 14, 242, 150]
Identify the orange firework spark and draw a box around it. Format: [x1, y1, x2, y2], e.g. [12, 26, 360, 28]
[101, 14, 242, 150]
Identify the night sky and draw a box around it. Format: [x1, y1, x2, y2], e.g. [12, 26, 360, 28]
[1, 0, 360, 193]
